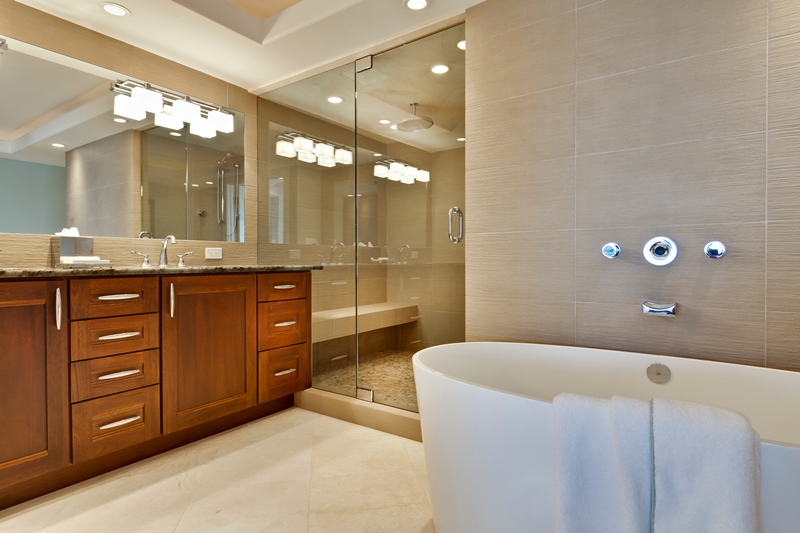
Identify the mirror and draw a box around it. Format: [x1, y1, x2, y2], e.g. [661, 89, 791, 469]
[0, 36, 245, 241]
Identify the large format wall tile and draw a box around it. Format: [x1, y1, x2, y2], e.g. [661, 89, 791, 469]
[576, 302, 766, 366]
[577, 0, 767, 81]
[768, 33, 800, 131]
[575, 224, 766, 310]
[465, 0, 576, 43]
[467, 86, 575, 171]
[576, 43, 766, 155]
[768, 128, 800, 221]
[766, 221, 800, 312]
[576, 133, 766, 228]
[467, 13, 575, 107]
[466, 298, 575, 345]
[766, 312, 800, 370]
[770, 0, 800, 39]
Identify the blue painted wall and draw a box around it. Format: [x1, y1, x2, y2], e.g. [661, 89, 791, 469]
[0, 158, 66, 234]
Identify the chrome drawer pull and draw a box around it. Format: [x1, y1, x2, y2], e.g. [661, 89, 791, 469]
[98, 369, 141, 381]
[99, 415, 141, 431]
[98, 331, 140, 341]
[409, 315, 421, 320]
[274, 368, 297, 377]
[56, 288, 62, 331]
[275, 321, 296, 328]
[98, 294, 140, 301]
[274, 284, 296, 290]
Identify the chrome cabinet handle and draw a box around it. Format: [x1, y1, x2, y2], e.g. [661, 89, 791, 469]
[98, 331, 140, 341]
[98, 293, 140, 301]
[642, 301, 677, 317]
[274, 284, 296, 290]
[56, 288, 62, 331]
[409, 315, 421, 319]
[275, 321, 296, 327]
[99, 415, 141, 431]
[98, 369, 141, 381]
[274, 368, 297, 377]
[448, 206, 464, 244]
[170, 283, 175, 318]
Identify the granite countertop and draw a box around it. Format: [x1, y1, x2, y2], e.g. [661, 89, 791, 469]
[0, 265, 322, 279]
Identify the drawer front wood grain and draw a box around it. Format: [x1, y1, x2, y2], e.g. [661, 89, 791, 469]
[258, 272, 308, 302]
[70, 277, 159, 320]
[71, 314, 160, 361]
[258, 299, 308, 351]
[72, 385, 161, 463]
[71, 350, 160, 403]
[258, 343, 308, 403]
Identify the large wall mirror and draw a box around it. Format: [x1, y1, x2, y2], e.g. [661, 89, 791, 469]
[0, 36, 245, 242]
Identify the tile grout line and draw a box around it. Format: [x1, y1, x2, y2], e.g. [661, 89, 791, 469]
[574, 0, 579, 347]
[765, 3, 770, 368]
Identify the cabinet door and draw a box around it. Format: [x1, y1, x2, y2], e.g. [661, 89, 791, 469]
[0, 281, 69, 489]
[161, 274, 257, 434]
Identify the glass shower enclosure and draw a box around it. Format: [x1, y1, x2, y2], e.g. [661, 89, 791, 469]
[258, 24, 465, 412]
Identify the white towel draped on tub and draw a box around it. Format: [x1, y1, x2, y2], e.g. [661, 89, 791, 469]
[553, 393, 760, 533]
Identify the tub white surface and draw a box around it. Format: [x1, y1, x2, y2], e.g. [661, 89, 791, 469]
[413, 342, 800, 533]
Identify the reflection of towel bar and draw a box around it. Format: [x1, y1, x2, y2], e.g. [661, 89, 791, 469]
[642, 301, 677, 317]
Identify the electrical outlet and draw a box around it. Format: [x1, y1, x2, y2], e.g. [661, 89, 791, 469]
[205, 247, 223, 259]
[411, 251, 419, 259]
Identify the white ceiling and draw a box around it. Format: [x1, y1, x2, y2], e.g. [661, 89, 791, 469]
[17, 0, 482, 92]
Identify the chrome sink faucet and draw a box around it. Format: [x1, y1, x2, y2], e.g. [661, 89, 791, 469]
[398, 244, 411, 264]
[330, 242, 345, 265]
[160, 235, 177, 268]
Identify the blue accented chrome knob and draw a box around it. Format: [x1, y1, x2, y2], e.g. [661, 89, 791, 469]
[602, 243, 621, 259]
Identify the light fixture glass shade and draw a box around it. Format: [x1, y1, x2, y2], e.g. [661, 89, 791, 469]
[172, 99, 201, 123]
[154, 110, 184, 130]
[297, 151, 317, 163]
[314, 143, 335, 158]
[208, 110, 234, 133]
[389, 162, 405, 174]
[293, 136, 314, 154]
[131, 86, 163, 113]
[276, 140, 297, 158]
[335, 148, 353, 165]
[189, 118, 216, 138]
[400, 175, 415, 184]
[388, 171, 402, 181]
[416, 169, 430, 182]
[317, 156, 336, 168]
[113, 94, 145, 120]
[373, 164, 389, 178]
[403, 166, 418, 180]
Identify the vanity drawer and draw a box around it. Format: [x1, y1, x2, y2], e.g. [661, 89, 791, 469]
[258, 343, 308, 402]
[72, 385, 161, 463]
[258, 272, 308, 302]
[71, 350, 160, 403]
[258, 299, 308, 350]
[70, 277, 159, 320]
[71, 313, 160, 361]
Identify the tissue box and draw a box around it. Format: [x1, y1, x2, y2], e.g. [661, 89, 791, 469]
[60, 236, 94, 258]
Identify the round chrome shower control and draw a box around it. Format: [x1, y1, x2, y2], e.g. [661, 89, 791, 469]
[601, 243, 621, 259]
[704, 241, 726, 259]
[643, 236, 677, 266]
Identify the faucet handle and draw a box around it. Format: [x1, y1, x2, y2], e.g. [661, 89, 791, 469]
[131, 251, 151, 268]
[177, 252, 193, 268]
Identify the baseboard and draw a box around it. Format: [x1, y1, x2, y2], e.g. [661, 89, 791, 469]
[295, 388, 422, 442]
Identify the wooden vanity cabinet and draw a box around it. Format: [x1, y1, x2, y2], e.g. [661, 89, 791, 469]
[0, 281, 69, 490]
[161, 274, 258, 434]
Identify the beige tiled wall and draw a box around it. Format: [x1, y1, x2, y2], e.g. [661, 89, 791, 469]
[465, 0, 800, 370]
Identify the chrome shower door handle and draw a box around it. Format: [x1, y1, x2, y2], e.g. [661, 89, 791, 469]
[448, 207, 464, 244]
[56, 288, 62, 330]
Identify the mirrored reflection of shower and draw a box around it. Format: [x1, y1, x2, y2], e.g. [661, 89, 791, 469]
[216, 152, 240, 240]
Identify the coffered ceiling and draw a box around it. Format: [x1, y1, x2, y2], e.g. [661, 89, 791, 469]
[15, 0, 482, 92]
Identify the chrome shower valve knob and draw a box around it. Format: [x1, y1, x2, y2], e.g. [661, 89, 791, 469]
[704, 241, 726, 259]
[602, 243, 621, 259]
[643, 236, 677, 266]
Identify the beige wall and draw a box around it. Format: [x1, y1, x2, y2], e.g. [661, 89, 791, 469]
[464, 0, 800, 370]
[0, 0, 257, 268]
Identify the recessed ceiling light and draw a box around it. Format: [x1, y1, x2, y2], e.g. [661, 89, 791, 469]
[347, 194, 354, 197]
[390, 125, 398, 130]
[169, 132, 182, 137]
[403, 0, 428, 10]
[379, 119, 391, 125]
[206, 181, 213, 185]
[457, 40, 466, 50]
[102, 3, 130, 16]
[113, 118, 127, 123]
[431, 64, 450, 74]
[457, 137, 466, 142]
[191, 184, 199, 187]
[374, 153, 382, 157]
[327, 96, 343, 104]
[51, 143, 65, 148]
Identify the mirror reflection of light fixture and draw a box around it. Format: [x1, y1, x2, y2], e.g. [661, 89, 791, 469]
[314, 143, 335, 159]
[113, 94, 146, 120]
[131, 85, 163, 113]
[189, 118, 216, 138]
[317, 156, 336, 168]
[172, 98, 201, 124]
[374, 164, 389, 178]
[416, 170, 430, 182]
[276, 140, 297, 158]
[293, 136, 314, 154]
[335, 148, 353, 165]
[375, 158, 430, 184]
[208, 109, 234, 133]
[298, 151, 317, 163]
[155, 106, 184, 130]
[403, 166, 418, 180]
[389, 162, 405, 181]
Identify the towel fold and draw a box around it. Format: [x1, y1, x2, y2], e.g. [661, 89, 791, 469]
[611, 396, 653, 533]
[652, 398, 760, 533]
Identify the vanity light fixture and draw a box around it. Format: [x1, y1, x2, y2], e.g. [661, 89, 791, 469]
[189, 117, 216, 138]
[403, 0, 428, 10]
[113, 94, 145, 120]
[416, 169, 430, 182]
[374, 164, 390, 178]
[431, 64, 450, 74]
[169, 132, 182, 137]
[293, 136, 315, 154]
[131, 84, 163, 113]
[51, 143, 65, 148]
[379, 119, 391, 125]
[388, 161, 405, 181]
[154, 109, 184, 130]
[317, 156, 336, 168]
[172, 98, 201, 124]
[276, 139, 297, 158]
[457, 40, 466, 50]
[314, 143, 335, 159]
[297, 151, 317, 164]
[113, 118, 127, 123]
[376, 158, 431, 184]
[102, 2, 130, 17]
[208, 108, 234, 133]
[327, 96, 343, 104]
[334, 148, 353, 165]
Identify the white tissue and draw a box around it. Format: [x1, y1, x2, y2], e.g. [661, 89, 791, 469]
[55, 227, 81, 237]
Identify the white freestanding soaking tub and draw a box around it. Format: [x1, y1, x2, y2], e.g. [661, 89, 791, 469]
[413, 342, 800, 533]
